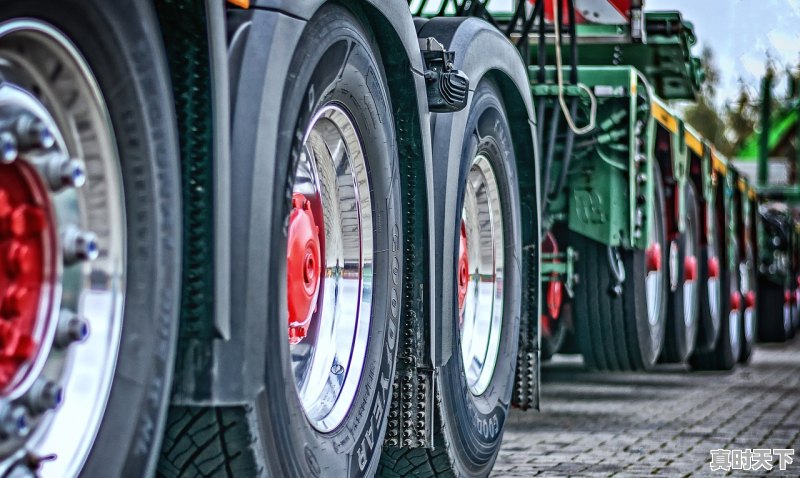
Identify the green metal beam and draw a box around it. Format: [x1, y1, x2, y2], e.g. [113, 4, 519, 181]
[758, 72, 773, 187]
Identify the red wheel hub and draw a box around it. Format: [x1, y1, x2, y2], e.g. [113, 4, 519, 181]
[730, 291, 742, 311]
[645, 242, 662, 273]
[0, 162, 51, 390]
[457, 221, 469, 320]
[707, 257, 719, 279]
[541, 233, 563, 337]
[684, 255, 697, 282]
[744, 290, 755, 310]
[287, 193, 322, 345]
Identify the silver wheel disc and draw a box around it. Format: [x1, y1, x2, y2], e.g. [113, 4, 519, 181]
[706, 203, 721, 327]
[739, 262, 754, 343]
[683, 209, 698, 331]
[0, 20, 125, 476]
[645, 196, 664, 335]
[288, 104, 373, 433]
[458, 154, 504, 397]
[728, 240, 741, 353]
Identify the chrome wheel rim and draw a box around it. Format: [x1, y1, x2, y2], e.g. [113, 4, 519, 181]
[645, 193, 664, 334]
[0, 20, 125, 476]
[706, 202, 721, 328]
[728, 241, 741, 353]
[288, 104, 373, 433]
[683, 208, 698, 331]
[739, 262, 754, 344]
[458, 154, 504, 396]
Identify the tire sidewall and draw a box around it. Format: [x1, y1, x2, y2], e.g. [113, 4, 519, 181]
[440, 79, 521, 473]
[262, 6, 401, 476]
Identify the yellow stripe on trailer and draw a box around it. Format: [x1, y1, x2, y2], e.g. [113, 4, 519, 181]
[651, 100, 678, 134]
[748, 188, 757, 200]
[738, 178, 747, 193]
[711, 150, 727, 175]
[685, 130, 703, 157]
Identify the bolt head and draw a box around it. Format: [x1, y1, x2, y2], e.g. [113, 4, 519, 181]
[0, 405, 29, 439]
[59, 158, 86, 188]
[0, 131, 18, 164]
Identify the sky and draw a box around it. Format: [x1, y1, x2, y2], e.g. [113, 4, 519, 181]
[646, 0, 800, 106]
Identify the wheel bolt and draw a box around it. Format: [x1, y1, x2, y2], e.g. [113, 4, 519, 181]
[6, 242, 32, 278]
[1, 286, 28, 319]
[9, 205, 45, 238]
[55, 309, 89, 348]
[14, 115, 54, 151]
[34, 154, 86, 190]
[23, 379, 63, 414]
[0, 131, 18, 164]
[62, 226, 99, 265]
[0, 404, 29, 439]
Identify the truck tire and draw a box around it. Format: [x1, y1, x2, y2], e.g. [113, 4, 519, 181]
[159, 5, 403, 477]
[695, 198, 723, 353]
[0, 1, 181, 476]
[690, 202, 740, 370]
[756, 277, 792, 342]
[663, 183, 700, 363]
[572, 166, 667, 371]
[379, 79, 521, 477]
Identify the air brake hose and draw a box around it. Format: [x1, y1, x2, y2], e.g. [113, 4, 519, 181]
[566, 0, 578, 84]
[548, 97, 578, 200]
[537, 0, 546, 83]
[541, 100, 562, 213]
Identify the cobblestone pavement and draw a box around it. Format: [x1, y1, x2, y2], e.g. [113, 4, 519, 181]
[493, 339, 800, 477]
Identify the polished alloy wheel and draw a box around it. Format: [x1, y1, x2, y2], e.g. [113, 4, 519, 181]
[706, 202, 721, 327]
[728, 241, 741, 354]
[645, 197, 665, 341]
[683, 210, 698, 331]
[288, 104, 373, 433]
[739, 262, 755, 345]
[0, 20, 125, 476]
[458, 154, 504, 396]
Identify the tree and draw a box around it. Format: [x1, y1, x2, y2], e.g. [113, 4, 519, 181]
[683, 46, 734, 155]
[724, 81, 757, 154]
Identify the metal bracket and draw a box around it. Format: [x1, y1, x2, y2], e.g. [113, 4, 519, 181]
[541, 246, 579, 297]
[419, 37, 469, 113]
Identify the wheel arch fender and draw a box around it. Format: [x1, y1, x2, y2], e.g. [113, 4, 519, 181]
[417, 17, 541, 372]
[173, 0, 435, 405]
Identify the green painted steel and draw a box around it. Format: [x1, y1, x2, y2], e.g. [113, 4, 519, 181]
[533, 12, 703, 101]
[532, 65, 655, 250]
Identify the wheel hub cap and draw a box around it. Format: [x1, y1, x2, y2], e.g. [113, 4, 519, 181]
[646, 243, 662, 273]
[457, 220, 469, 319]
[0, 163, 52, 388]
[684, 255, 697, 281]
[287, 193, 321, 345]
[541, 232, 562, 336]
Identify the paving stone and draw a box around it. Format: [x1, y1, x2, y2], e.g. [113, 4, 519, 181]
[493, 340, 800, 477]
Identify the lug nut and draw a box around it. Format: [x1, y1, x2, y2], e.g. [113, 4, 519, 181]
[34, 154, 86, 190]
[0, 404, 30, 439]
[0, 131, 17, 164]
[55, 309, 89, 348]
[14, 115, 54, 151]
[23, 379, 63, 414]
[62, 226, 99, 265]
